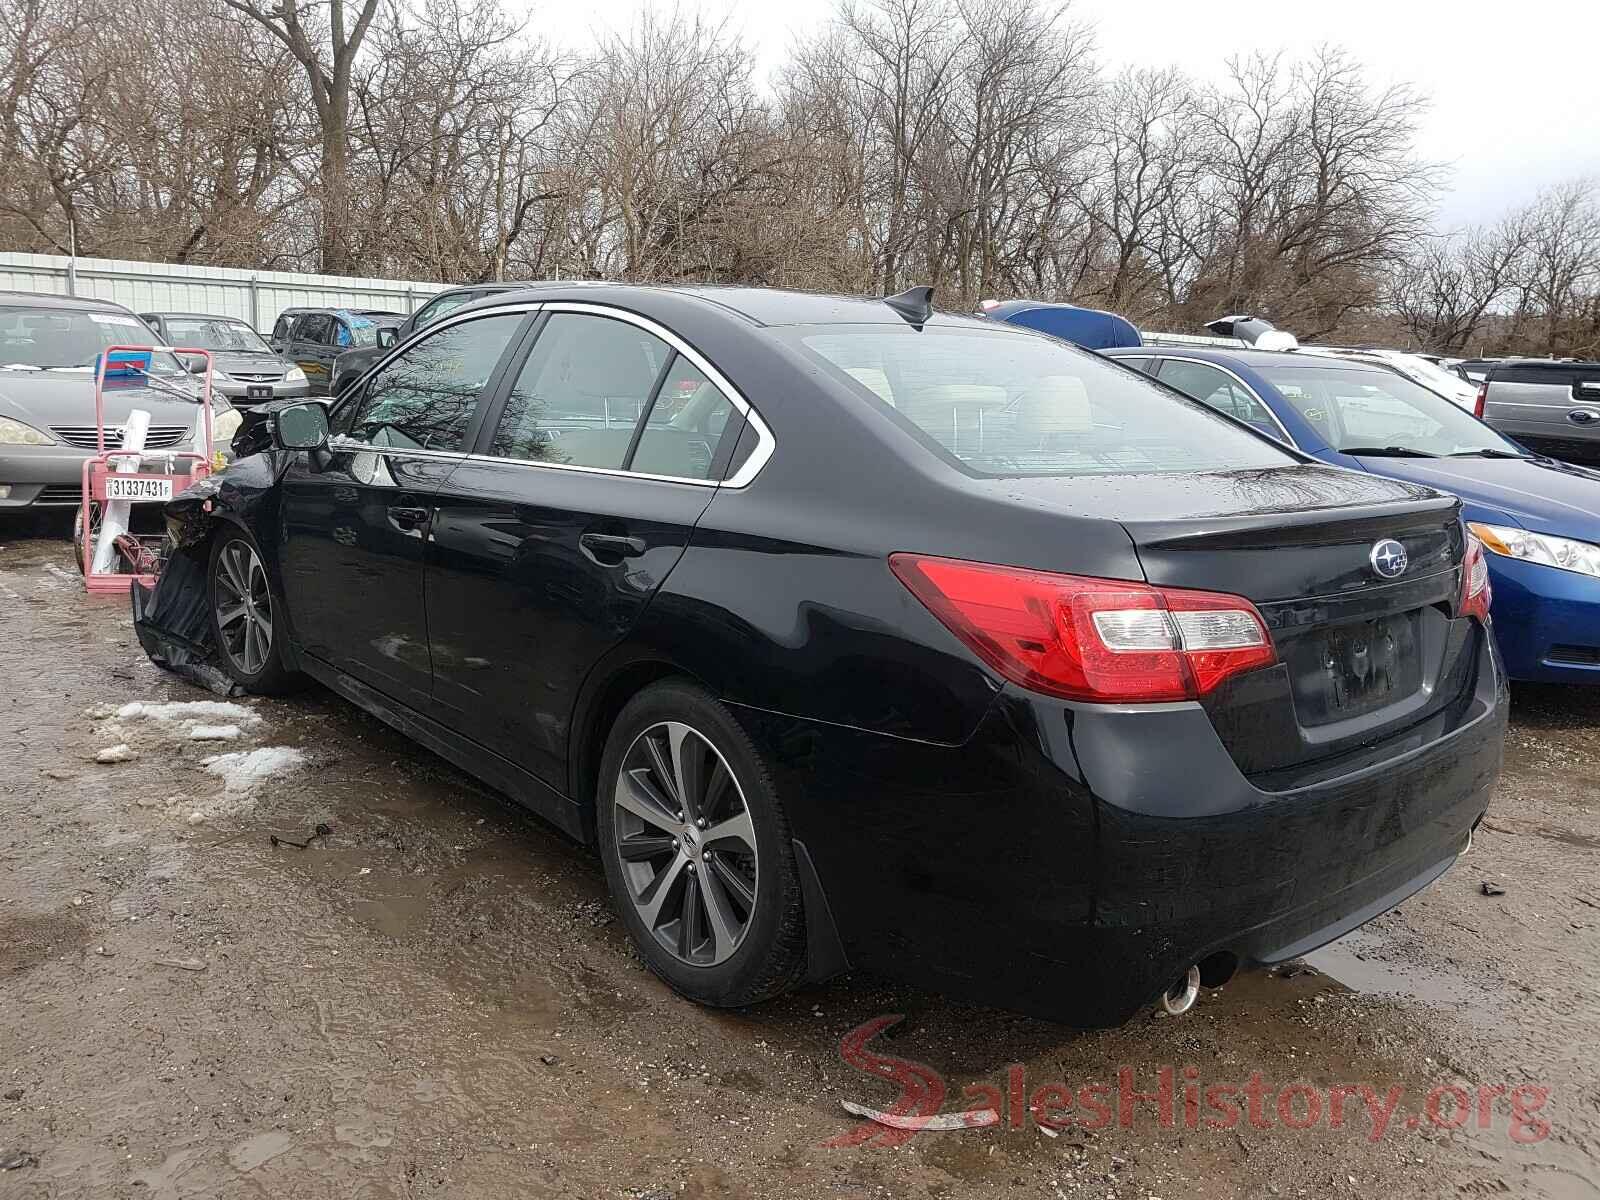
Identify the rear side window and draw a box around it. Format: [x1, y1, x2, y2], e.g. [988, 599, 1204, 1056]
[295, 313, 331, 344]
[348, 313, 525, 452]
[630, 357, 734, 480]
[792, 326, 1295, 477]
[1156, 360, 1283, 439]
[412, 291, 479, 331]
[490, 313, 669, 469]
[1494, 364, 1600, 388]
[271, 314, 292, 341]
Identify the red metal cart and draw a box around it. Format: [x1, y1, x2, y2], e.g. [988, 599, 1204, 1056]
[78, 345, 216, 592]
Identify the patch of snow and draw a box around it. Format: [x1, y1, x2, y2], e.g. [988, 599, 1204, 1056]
[201, 746, 306, 795]
[117, 700, 259, 725]
[94, 744, 139, 764]
[188, 724, 242, 741]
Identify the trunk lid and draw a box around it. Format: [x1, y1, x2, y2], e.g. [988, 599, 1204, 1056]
[1114, 469, 1471, 782]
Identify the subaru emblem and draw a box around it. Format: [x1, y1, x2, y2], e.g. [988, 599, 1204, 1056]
[1370, 539, 1408, 579]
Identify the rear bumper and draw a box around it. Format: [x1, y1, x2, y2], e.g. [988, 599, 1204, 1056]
[1486, 556, 1600, 682]
[736, 628, 1506, 1027]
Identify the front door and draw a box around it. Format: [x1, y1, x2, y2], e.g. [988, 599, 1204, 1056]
[277, 308, 532, 710]
[425, 309, 745, 789]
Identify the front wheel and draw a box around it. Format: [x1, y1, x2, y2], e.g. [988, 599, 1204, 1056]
[597, 681, 807, 1008]
[207, 532, 298, 694]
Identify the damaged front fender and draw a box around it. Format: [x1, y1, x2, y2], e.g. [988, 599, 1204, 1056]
[165, 444, 288, 552]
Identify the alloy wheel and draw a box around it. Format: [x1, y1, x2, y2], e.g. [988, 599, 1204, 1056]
[612, 721, 759, 967]
[214, 541, 273, 675]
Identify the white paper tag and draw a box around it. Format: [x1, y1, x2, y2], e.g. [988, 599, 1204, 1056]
[88, 312, 144, 326]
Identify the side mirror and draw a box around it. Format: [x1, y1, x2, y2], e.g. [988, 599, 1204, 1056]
[183, 353, 207, 374]
[377, 327, 398, 349]
[273, 401, 330, 451]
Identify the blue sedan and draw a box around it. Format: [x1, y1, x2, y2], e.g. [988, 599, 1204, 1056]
[1104, 345, 1600, 684]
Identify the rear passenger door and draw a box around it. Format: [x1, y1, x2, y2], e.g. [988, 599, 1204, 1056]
[424, 306, 749, 790]
[289, 314, 334, 392]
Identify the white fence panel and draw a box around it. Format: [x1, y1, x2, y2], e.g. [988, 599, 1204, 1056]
[0, 252, 448, 333]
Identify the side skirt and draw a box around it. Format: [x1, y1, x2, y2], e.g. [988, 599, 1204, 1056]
[297, 654, 587, 842]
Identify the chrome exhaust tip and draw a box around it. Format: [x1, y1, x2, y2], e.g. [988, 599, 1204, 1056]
[1159, 965, 1202, 1016]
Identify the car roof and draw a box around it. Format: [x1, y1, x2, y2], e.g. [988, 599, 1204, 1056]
[1492, 358, 1600, 370]
[461, 282, 993, 330]
[0, 289, 137, 314]
[1109, 345, 1379, 371]
[143, 311, 253, 321]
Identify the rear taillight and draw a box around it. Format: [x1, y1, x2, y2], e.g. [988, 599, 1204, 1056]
[1461, 535, 1492, 624]
[1474, 381, 1488, 419]
[889, 554, 1276, 703]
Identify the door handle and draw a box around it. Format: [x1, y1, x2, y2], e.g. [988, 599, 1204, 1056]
[1567, 408, 1600, 425]
[388, 505, 430, 537]
[579, 532, 647, 564]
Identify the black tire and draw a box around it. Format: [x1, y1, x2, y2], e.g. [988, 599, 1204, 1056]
[206, 530, 299, 694]
[597, 680, 807, 1008]
[72, 502, 102, 574]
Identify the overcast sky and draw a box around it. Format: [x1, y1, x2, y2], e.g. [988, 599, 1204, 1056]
[525, 0, 1600, 229]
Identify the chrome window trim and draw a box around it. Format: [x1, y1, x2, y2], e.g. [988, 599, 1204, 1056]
[461, 452, 720, 489]
[327, 435, 468, 463]
[1152, 355, 1297, 447]
[343, 298, 776, 487]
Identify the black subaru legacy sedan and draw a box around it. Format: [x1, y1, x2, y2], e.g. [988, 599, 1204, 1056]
[174, 284, 1506, 1027]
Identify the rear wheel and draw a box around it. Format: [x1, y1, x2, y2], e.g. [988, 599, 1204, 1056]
[597, 681, 806, 1007]
[207, 532, 297, 693]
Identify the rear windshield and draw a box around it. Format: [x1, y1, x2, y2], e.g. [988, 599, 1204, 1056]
[788, 324, 1296, 477]
[1259, 365, 1522, 456]
[162, 317, 271, 353]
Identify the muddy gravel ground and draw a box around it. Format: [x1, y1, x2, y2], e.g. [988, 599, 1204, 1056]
[2, 523, 1597, 1200]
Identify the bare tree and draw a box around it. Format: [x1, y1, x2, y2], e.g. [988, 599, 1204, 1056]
[216, 0, 383, 273]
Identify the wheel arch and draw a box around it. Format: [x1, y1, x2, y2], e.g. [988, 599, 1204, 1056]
[567, 651, 705, 842]
[567, 646, 849, 985]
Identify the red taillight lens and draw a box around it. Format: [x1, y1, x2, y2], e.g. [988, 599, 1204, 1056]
[1461, 535, 1492, 624]
[1474, 381, 1488, 419]
[888, 554, 1276, 703]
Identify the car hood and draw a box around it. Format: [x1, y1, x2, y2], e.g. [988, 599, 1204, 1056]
[210, 351, 291, 375]
[0, 371, 209, 427]
[974, 462, 1438, 523]
[1349, 454, 1600, 539]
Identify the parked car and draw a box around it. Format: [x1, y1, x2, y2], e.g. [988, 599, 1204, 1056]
[328, 283, 526, 397]
[978, 298, 1143, 349]
[0, 291, 238, 513]
[1303, 346, 1481, 410]
[1106, 344, 1600, 684]
[165, 284, 1503, 1027]
[1451, 357, 1504, 384]
[141, 311, 310, 407]
[268, 308, 403, 394]
[1476, 359, 1600, 466]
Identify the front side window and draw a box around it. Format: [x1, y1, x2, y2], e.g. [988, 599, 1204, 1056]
[347, 313, 525, 452]
[1157, 360, 1283, 441]
[489, 313, 669, 469]
[0, 306, 187, 374]
[1259, 365, 1523, 457]
[161, 317, 272, 353]
[791, 325, 1296, 477]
